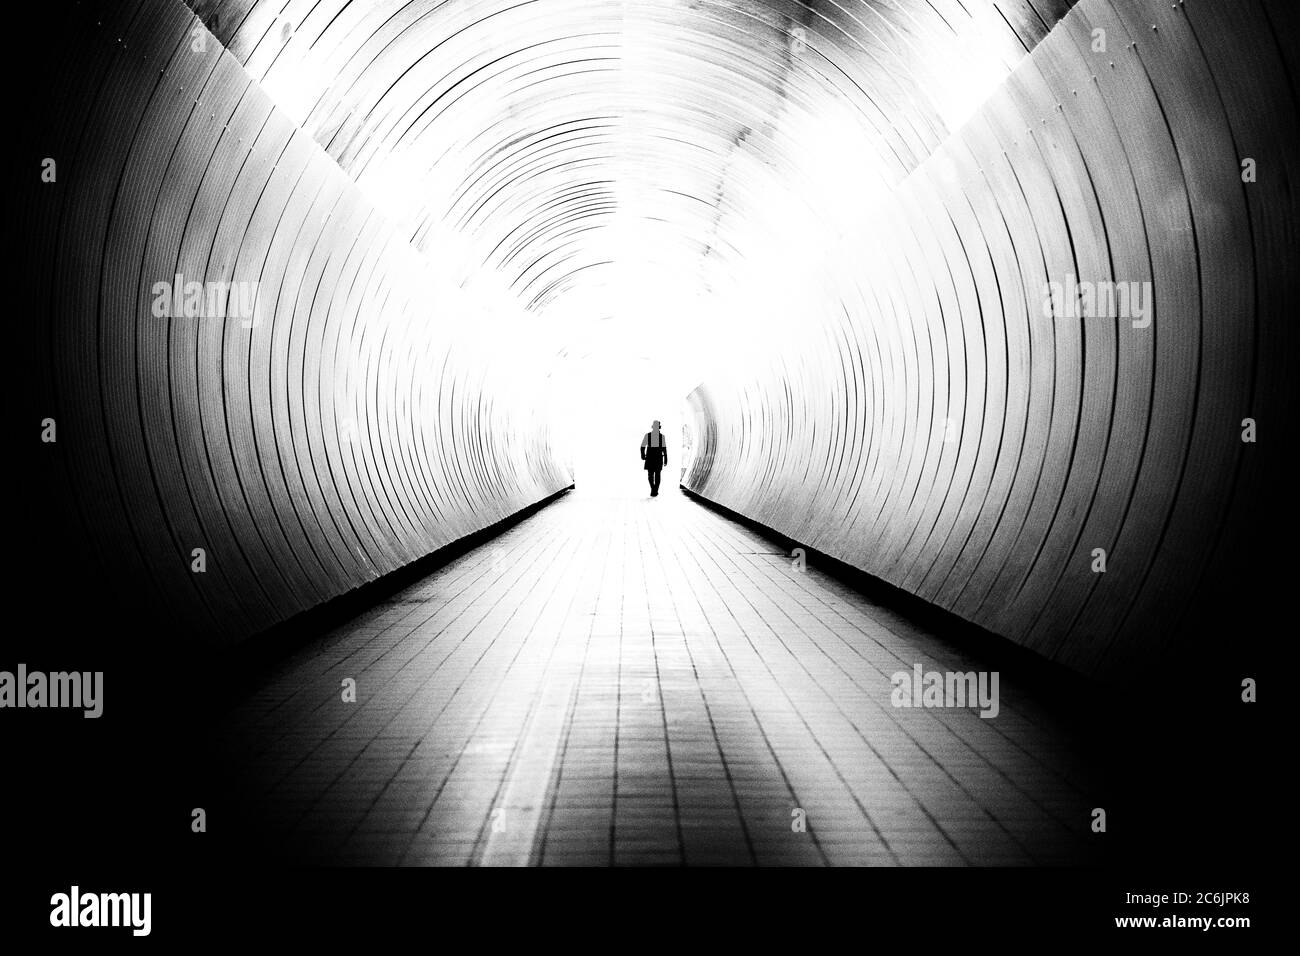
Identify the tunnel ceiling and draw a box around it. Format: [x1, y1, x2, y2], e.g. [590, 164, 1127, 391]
[188, 0, 1077, 356]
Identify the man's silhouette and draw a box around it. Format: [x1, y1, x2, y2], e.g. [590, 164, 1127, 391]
[641, 420, 667, 497]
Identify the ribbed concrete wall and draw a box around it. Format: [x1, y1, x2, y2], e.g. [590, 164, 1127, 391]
[18, 0, 1294, 674]
[685, 0, 1298, 680]
[20, 0, 571, 644]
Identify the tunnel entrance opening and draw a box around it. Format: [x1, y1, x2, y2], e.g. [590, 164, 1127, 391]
[550, 358, 684, 499]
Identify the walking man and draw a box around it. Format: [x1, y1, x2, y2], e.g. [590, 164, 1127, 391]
[641, 420, 667, 497]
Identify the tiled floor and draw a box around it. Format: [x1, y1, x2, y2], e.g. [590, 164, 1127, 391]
[214, 487, 1101, 866]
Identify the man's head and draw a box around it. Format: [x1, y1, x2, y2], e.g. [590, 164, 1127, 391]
[651, 420, 661, 429]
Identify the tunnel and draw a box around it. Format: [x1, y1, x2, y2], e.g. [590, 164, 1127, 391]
[10, 0, 1293, 884]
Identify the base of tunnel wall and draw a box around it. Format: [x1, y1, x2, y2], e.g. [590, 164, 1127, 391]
[214, 485, 575, 693]
[678, 484, 1103, 708]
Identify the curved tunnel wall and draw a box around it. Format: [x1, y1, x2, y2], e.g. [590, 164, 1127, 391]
[21, 0, 571, 644]
[17, 0, 1296, 676]
[685, 0, 1298, 680]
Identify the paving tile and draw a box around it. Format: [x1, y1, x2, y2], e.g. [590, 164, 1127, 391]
[216, 490, 1100, 866]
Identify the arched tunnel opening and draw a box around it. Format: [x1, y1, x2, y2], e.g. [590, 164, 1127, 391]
[7, 0, 1294, 914]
